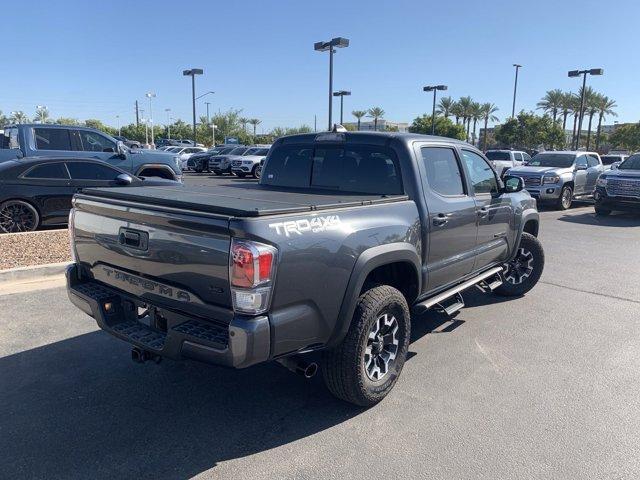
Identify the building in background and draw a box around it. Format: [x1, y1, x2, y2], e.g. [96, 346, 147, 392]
[343, 120, 409, 132]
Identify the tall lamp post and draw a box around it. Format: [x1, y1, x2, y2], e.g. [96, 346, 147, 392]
[423, 85, 448, 135]
[183, 68, 204, 145]
[569, 68, 603, 149]
[511, 64, 522, 118]
[164, 108, 171, 139]
[332, 90, 351, 124]
[145, 92, 156, 147]
[116, 115, 121, 136]
[314, 37, 349, 131]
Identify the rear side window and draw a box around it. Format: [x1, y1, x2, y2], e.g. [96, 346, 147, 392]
[261, 146, 313, 188]
[23, 162, 69, 179]
[66, 162, 119, 180]
[421, 147, 465, 196]
[34, 128, 71, 150]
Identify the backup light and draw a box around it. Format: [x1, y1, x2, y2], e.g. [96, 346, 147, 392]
[230, 239, 277, 315]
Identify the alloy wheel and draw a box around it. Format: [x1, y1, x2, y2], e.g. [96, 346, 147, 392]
[363, 313, 399, 381]
[0, 201, 39, 233]
[561, 188, 572, 209]
[504, 247, 534, 285]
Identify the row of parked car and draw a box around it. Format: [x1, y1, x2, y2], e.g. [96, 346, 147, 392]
[177, 144, 272, 178]
[485, 148, 639, 214]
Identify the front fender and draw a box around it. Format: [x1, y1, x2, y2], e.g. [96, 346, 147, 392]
[326, 243, 421, 348]
[510, 207, 540, 261]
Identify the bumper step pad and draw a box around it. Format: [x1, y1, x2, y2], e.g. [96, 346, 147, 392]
[173, 320, 229, 349]
[112, 321, 166, 350]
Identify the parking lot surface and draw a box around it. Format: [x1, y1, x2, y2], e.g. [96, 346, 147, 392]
[2, 176, 640, 479]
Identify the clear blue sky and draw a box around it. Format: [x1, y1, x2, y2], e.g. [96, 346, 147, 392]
[3, 0, 638, 132]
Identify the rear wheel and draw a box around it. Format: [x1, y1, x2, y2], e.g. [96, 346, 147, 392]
[255, 164, 263, 179]
[322, 285, 410, 407]
[556, 185, 573, 210]
[494, 232, 545, 297]
[251, 165, 260, 178]
[0, 200, 40, 233]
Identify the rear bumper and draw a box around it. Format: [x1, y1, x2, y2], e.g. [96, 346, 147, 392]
[66, 264, 270, 368]
[595, 187, 640, 212]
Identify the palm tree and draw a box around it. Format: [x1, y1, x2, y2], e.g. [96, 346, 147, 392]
[585, 92, 602, 150]
[436, 96, 454, 118]
[573, 86, 597, 148]
[367, 107, 385, 131]
[480, 103, 499, 152]
[450, 102, 463, 125]
[595, 95, 617, 149]
[351, 110, 367, 131]
[10, 111, 28, 124]
[570, 94, 582, 148]
[239, 117, 249, 133]
[559, 92, 575, 131]
[536, 89, 564, 123]
[457, 96, 473, 140]
[470, 102, 483, 146]
[34, 106, 50, 123]
[248, 118, 261, 136]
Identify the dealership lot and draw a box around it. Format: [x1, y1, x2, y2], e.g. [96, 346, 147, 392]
[2, 179, 640, 478]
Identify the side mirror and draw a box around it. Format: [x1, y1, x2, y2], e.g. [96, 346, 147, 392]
[575, 163, 587, 171]
[114, 173, 133, 185]
[116, 141, 128, 158]
[503, 175, 524, 193]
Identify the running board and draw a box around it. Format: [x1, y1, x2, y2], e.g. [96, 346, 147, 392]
[417, 266, 504, 310]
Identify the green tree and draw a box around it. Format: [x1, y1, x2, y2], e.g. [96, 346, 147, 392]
[559, 92, 576, 132]
[494, 112, 565, 150]
[351, 110, 367, 130]
[239, 117, 249, 133]
[9, 111, 28, 124]
[367, 107, 385, 131]
[536, 89, 564, 123]
[595, 95, 617, 149]
[456, 96, 474, 140]
[0, 110, 7, 127]
[34, 106, 50, 123]
[249, 118, 261, 136]
[84, 119, 116, 135]
[470, 102, 483, 146]
[609, 123, 640, 152]
[55, 117, 80, 126]
[408, 115, 466, 140]
[480, 103, 499, 152]
[450, 102, 463, 125]
[436, 96, 454, 118]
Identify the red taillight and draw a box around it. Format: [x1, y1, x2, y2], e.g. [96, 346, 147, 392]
[230, 239, 276, 288]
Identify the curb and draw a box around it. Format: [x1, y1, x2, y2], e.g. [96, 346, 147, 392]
[0, 262, 71, 285]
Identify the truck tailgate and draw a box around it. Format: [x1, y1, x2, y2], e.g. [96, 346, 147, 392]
[72, 195, 233, 317]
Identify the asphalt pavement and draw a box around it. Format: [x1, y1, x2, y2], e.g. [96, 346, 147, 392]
[1, 177, 640, 479]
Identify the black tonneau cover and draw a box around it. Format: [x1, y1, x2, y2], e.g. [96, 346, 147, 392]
[81, 184, 409, 217]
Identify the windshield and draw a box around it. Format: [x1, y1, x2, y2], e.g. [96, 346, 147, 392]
[485, 151, 510, 161]
[230, 147, 249, 155]
[601, 155, 624, 165]
[618, 155, 640, 170]
[528, 153, 575, 168]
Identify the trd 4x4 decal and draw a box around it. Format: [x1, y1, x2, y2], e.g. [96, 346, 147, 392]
[268, 215, 342, 237]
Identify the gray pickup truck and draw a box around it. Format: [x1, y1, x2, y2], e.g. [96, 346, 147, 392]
[0, 124, 182, 181]
[66, 131, 544, 406]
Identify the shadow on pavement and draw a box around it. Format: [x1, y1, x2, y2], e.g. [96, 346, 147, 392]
[1, 288, 511, 479]
[557, 211, 640, 227]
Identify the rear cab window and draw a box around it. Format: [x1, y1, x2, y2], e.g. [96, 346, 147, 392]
[261, 143, 403, 195]
[34, 128, 72, 151]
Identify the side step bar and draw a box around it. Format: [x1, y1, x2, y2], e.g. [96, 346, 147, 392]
[416, 266, 504, 310]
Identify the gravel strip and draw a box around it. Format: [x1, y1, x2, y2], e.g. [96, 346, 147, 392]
[0, 230, 71, 270]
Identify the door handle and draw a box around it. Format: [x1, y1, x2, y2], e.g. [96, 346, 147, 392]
[477, 207, 489, 218]
[433, 214, 449, 226]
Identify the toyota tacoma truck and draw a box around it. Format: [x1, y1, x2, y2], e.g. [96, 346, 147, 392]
[66, 131, 544, 406]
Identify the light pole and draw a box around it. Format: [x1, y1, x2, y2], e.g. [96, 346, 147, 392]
[183, 68, 204, 145]
[196, 91, 214, 123]
[141, 118, 149, 146]
[205, 102, 211, 123]
[211, 123, 216, 146]
[164, 108, 171, 139]
[145, 92, 156, 147]
[423, 85, 448, 135]
[569, 68, 603, 149]
[511, 64, 522, 118]
[314, 37, 349, 130]
[332, 90, 351, 124]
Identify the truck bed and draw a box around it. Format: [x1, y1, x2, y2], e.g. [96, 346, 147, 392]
[81, 183, 409, 217]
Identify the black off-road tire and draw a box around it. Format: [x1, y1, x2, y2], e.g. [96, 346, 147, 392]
[494, 232, 545, 297]
[322, 285, 410, 407]
[556, 185, 573, 210]
[594, 206, 611, 216]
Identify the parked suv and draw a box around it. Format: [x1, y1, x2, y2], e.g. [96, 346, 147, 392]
[231, 146, 271, 178]
[601, 153, 628, 171]
[210, 146, 249, 175]
[485, 149, 531, 176]
[0, 124, 182, 181]
[594, 153, 640, 215]
[66, 131, 543, 406]
[507, 151, 603, 209]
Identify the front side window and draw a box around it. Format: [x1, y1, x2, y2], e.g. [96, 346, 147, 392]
[461, 150, 498, 195]
[514, 152, 524, 161]
[34, 128, 71, 150]
[421, 147, 465, 196]
[78, 131, 116, 152]
[66, 162, 120, 180]
[576, 156, 588, 168]
[23, 162, 69, 179]
[587, 155, 600, 168]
